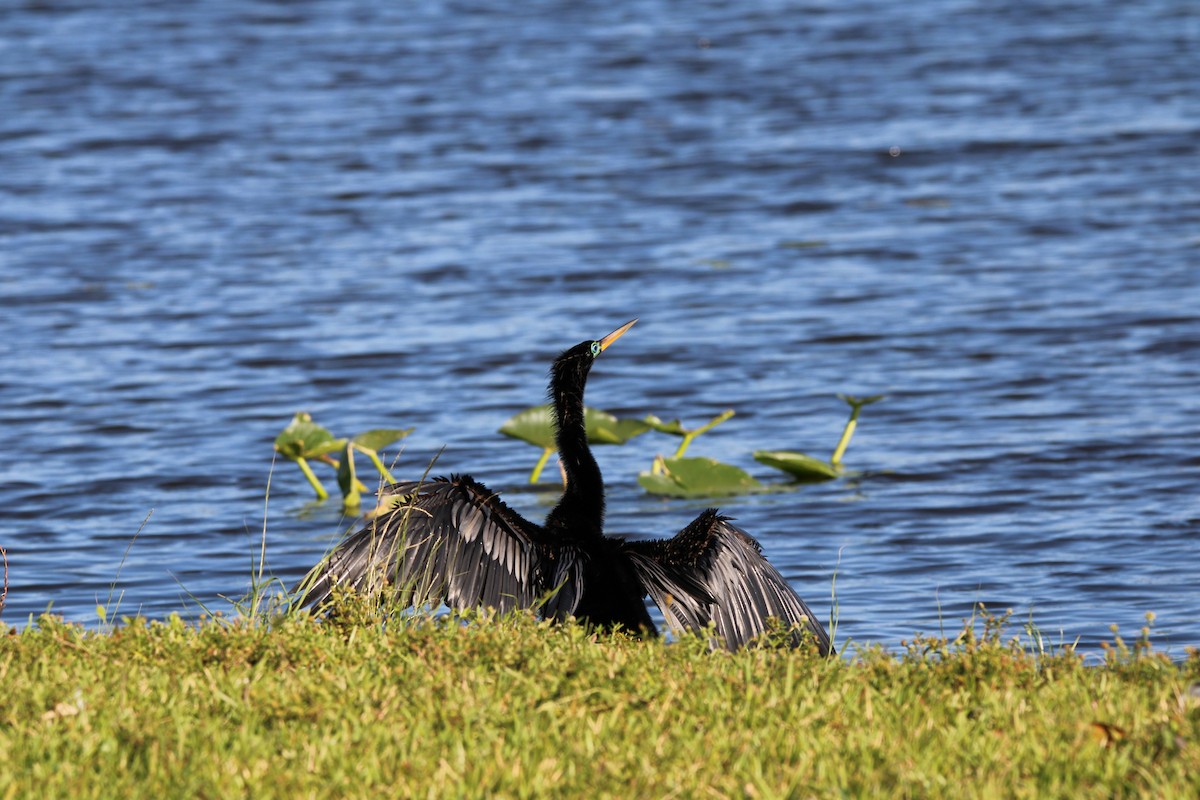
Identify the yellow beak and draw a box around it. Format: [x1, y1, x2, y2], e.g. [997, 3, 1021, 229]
[598, 319, 638, 352]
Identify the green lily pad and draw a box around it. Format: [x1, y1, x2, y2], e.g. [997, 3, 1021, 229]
[499, 406, 557, 449]
[351, 428, 414, 452]
[499, 406, 649, 448]
[753, 450, 843, 481]
[642, 415, 689, 436]
[840, 393, 886, 408]
[586, 408, 651, 444]
[638, 456, 763, 498]
[642, 411, 736, 459]
[273, 413, 346, 460]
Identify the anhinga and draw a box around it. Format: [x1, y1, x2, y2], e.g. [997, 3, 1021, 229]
[297, 320, 832, 654]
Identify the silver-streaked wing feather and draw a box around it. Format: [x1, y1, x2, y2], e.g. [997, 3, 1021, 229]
[625, 509, 833, 654]
[296, 476, 559, 615]
[539, 544, 587, 622]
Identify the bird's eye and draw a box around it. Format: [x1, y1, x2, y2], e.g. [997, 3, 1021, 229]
[590, 341, 601, 356]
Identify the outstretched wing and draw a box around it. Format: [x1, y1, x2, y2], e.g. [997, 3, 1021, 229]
[625, 509, 833, 654]
[295, 475, 558, 615]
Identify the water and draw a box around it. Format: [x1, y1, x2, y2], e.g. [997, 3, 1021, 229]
[2, 0, 1197, 652]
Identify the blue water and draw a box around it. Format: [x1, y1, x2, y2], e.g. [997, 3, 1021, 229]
[2, 0, 1197, 652]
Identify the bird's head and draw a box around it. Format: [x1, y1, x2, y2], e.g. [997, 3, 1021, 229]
[549, 318, 637, 397]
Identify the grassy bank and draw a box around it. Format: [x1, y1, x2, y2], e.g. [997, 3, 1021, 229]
[2, 608, 1197, 799]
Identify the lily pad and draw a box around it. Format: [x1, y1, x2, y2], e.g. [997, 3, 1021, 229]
[642, 410, 736, 458]
[638, 456, 763, 498]
[499, 405, 649, 448]
[586, 408, 651, 445]
[642, 415, 689, 437]
[351, 427, 414, 452]
[753, 450, 842, 482]
[499, 406, 556, 448]
[273, 413, 345, 460]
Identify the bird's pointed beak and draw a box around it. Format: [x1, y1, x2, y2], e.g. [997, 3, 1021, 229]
[598, 318, 638, 352]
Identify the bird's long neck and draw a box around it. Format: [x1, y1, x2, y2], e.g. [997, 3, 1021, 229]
[545, 362, 604, 538]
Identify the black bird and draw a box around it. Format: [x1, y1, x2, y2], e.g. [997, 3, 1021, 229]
[296, 320, 832, 653]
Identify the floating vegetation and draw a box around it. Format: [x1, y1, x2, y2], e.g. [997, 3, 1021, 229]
[273, 412, 411, 509]
[754, 394, 883, 482]
[752, 450, 843, 481]
[638, 454, 763, 498]
[637, 410, 761, 498]
[498, 405, 650, 483]
[642, 410, 735, 459]
[276, 394, 880, 504]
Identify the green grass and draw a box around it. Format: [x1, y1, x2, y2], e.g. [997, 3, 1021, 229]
[2, 606, 1198, 799]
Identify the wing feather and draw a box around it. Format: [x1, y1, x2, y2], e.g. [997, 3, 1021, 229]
[295, 475, 555, 615]
[539, 546, 587, 622]
[625, 509, 833, 654]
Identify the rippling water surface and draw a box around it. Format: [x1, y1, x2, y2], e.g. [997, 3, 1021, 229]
[2, 0, 1197, 651]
